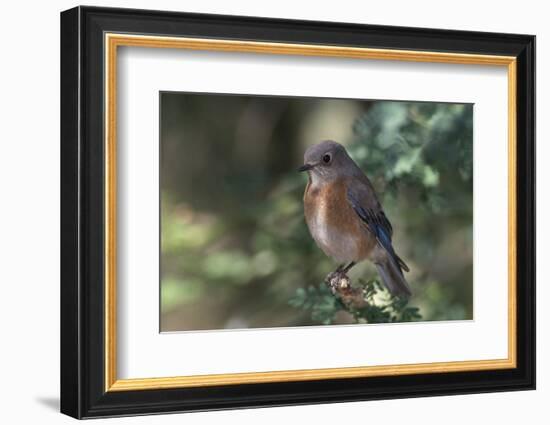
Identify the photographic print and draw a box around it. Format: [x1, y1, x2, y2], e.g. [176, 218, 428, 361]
[160, 92, 473, 332]
[61, 8, 535, 417]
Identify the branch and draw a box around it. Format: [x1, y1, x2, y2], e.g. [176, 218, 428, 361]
[325, 271, 368, 309]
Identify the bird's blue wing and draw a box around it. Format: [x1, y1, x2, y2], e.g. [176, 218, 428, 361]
[347, 186, 409, 273]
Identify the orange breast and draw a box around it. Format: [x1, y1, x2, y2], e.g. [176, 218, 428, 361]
[304, 178, 375, 263]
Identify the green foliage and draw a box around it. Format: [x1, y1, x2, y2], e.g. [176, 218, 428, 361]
[160, 94, 473, 331]
[289, 279, 422, 326]
[350, 102, 473, 210]
[288, 284, 339, 325]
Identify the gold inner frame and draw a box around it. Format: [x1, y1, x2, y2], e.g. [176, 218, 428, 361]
[104, 33, 517, 392]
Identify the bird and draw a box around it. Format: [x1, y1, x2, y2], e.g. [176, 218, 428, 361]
[299, 140, 412, 298]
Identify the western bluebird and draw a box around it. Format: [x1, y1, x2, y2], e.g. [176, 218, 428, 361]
[299, 140, 412, 297]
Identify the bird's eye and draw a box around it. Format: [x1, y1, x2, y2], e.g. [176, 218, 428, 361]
[322, 153, 332, 164]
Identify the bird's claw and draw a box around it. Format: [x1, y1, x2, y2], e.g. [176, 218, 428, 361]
[325, 270, 351, 294]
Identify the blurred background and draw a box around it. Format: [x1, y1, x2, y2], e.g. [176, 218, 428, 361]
[160, 92, 473, 332]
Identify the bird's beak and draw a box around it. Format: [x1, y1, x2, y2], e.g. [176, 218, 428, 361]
[298, 163, 315, 172]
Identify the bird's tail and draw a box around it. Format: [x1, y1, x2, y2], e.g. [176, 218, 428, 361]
[375, 255, 412, 298]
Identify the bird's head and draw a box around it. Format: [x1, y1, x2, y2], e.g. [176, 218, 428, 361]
[298, 140, 356, 182]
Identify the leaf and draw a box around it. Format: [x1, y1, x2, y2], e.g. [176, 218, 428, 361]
[289, 278, 422, 325]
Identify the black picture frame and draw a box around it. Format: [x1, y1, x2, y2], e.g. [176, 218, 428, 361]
[60, 5, 535, 419]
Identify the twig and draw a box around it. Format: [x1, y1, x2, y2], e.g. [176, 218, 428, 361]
[324, 272, 368, 309]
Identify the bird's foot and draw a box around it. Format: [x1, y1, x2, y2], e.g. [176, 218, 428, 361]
[325, 270, 352, 294]
[325, 270, 368, 309]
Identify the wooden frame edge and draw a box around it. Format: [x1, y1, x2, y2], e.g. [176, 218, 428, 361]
[108, 358, 516, 391]
[103, 33, 518, 392]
